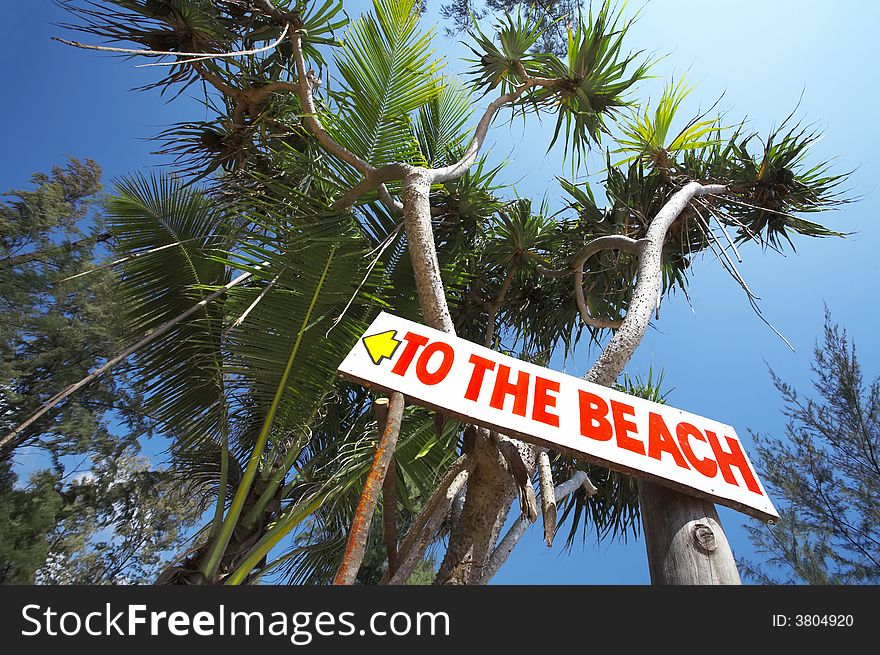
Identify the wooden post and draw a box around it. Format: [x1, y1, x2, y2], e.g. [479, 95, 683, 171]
[376, 399, 399, 576]
[333, 393, 404, 585]
[638, 480, 741, 585]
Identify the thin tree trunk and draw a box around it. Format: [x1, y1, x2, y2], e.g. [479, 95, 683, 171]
[377, 400, 400, 576]
[401, 171, 526, 585]
[334, 392, 405, 585]
[382, 463, 399, 575]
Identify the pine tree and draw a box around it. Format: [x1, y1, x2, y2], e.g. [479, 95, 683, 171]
[0, 159, 204, 583]
[742, 312, 880, 584]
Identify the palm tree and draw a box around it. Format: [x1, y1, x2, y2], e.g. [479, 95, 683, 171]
[9, 0, 849, 585]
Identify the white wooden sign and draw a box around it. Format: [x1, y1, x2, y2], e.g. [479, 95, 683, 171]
[338, 311, 779, 522]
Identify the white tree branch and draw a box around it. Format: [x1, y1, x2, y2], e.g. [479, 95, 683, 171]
[431, 75, 558, 184]
[586, 182, 727, 386]
[54, 23, 289, 61]
[134, 23, 291, 67]
[477, 471, 590, 584]
[537, 450, 557, 547]
[290, 29, 373, 176]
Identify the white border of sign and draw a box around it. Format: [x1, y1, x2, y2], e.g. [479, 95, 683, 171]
[338, 312, 779, 522]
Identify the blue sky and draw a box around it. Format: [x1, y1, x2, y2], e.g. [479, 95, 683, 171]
[3, 0, 878, 584]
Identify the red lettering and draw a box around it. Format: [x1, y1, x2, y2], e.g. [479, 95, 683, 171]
[705, 430, 762, 494]
[578, 391, 612, 441]
[490, 365, 529, 416]
[611, 400, 644, 455]
[675, 423, 718, 478]
[464, 354, 496, 401]
[532, 376, 560, 427]
[391, 332, 429, 376]
[415, 342, 454, 385]
[647, 413, 688, 468]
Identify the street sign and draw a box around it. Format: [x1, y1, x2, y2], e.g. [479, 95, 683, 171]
[338, 312, 779, 522]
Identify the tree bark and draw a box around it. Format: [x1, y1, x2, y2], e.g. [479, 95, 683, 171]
[399, 172, 529, 585]
[434, 431, 532, 584]
[380, 403, 399, 576]
[402, 171, 455, 334]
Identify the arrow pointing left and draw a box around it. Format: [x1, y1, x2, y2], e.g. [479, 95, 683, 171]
[361, 329, 401, 365]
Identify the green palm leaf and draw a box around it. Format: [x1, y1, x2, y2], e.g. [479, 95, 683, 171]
[108, 173, 230, 451]
[413, 77, 473, 167]
[325, 0, 442, 170]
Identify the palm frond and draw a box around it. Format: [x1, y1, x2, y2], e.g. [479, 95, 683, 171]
[413, 76, 473, 167]
[108, 172, 231, 451]
[325, 0, 442, 172]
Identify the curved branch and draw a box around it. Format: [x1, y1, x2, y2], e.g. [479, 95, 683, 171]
[432, 73, 561, 184]
[539, 235, 643, 279]
[290, 29, 373, 176]
[246, 81, 301, 106]
[191, 60, 244, 100]
[540, 235, 643, 329]
[572, 236, 642, 329]
[572, 234, 642, 266]
[586, 182, 727, 386]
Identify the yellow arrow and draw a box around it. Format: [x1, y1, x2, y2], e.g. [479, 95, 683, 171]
[362, 329, 401, 365]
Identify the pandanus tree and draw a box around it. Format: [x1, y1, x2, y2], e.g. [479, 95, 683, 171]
[5, 0, 848, 584]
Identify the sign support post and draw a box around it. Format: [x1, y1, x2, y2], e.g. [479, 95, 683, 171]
[639, 480, 741, 584]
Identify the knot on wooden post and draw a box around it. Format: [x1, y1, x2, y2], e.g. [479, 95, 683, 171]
[691, 522, 718, 552]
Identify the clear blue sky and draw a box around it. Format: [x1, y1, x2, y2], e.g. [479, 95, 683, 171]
[3, 0, 878, 584]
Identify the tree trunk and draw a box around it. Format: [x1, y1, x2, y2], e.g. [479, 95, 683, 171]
[399, 172, 529, 585]
[334, 393, 405, 585]
[155, 475, 283, 585]
[637, 479, 741, 585]
[402, 171, 455, 334]
[434, 429, 519, 584]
